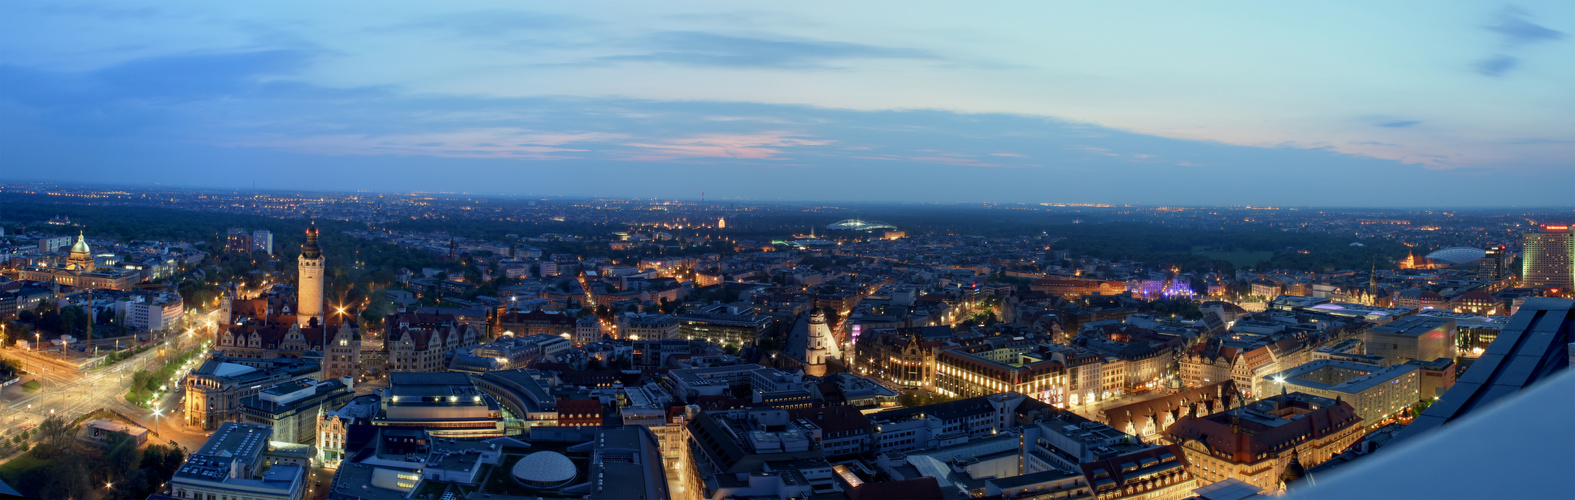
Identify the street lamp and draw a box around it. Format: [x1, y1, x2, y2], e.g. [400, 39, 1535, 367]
[152, 407, 163, 434]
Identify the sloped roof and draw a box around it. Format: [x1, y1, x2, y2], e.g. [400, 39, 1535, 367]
[1167, 393, 1361, 463]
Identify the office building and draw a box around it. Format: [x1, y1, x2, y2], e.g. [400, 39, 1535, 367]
[494, 309, 577, 338]
[1521, 225, 1574, 289]
[1478, 244, 1508, 282]
[1029, 277, 1126, 298]
[575, 315, 602, 345]
[675, 307, 771, 347]
[115, 292, 184, 332]
[184, 356, 322, 431]
[1402, 357, 1456, 399]
[1397, 297, 1573, 440]
[683, 408, 834, 500]
[375, 372, 503, 438]
[239, 377, 354, 444]
[1263, 359, 1420, 423]
[36, 235, 71, 253]
[1166, 392, 1365, 493]
[852, 326, 947, 390]
[253, 229, 273, 255]
[386, 319, 482, 372]
[932, 340, 1066, 401]
[617, 312, 681, 340]
[169, 423, 307, 500]
[867, 393, 1033, 455]
[227, 228, 254, 254]
[1365, 316, 1456, 364]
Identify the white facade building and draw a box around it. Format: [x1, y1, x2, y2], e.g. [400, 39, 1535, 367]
[116, 292, 184, 332]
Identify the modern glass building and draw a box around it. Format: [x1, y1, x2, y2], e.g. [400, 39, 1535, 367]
[1521, 225, 1574, 289]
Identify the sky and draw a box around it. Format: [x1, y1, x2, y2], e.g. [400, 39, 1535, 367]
[1, 1, 1572, 207]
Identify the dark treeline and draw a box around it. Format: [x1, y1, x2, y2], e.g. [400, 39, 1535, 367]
[1050, 223, 1409, 273]
[3, 195, 1409, 276]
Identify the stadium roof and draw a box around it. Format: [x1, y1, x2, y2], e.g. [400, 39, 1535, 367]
[1424, 247, 1486, 265]
[828, 219, 896, 231]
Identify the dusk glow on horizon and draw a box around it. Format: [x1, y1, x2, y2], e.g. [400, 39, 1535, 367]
[2, 1, 1572, 206]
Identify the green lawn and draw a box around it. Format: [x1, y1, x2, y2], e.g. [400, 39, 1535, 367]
[0, 451, 47, 487]
[20, 380, 40, 393]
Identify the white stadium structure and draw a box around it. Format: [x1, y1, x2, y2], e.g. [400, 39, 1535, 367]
[1425, 247, 1487, 266]
[827, 219, 896, 231]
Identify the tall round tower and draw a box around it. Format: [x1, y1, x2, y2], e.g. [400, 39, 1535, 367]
[803, 308, 840, 377]
[297, 221, 325, 327]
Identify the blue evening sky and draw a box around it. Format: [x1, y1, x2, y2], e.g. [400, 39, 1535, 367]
[1, 1, 1571, 206]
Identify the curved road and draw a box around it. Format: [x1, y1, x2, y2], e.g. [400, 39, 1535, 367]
[1, 338, 214, 453]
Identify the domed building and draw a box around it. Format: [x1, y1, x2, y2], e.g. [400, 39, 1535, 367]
[66, 231, 96, 272]
[16, 230, 141, 290]
[1425, 247, 1487, 266]
[512, 451, 577, 488]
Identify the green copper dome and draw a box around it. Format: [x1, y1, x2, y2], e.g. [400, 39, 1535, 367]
[70, 231, 90, 254]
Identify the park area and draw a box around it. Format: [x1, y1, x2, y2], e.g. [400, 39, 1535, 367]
[0, 411, 184, 499]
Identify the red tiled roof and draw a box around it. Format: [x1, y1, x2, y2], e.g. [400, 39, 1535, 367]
[1166, 396, 1361, 463]
[1104, 380, 1236, 433]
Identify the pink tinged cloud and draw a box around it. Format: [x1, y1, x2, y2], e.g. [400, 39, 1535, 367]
[906, 156, 1021, 168]
[223, 128, 629, 159]
[620, 132, 832, 161]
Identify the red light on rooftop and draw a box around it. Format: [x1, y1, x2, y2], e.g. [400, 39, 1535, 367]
[1545, 225, 1570, 231]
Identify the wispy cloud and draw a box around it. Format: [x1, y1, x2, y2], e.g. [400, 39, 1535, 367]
[1485, 6, 1567, 46]
[380, 10, 580, 38]
[621, 132, 831, 161]
[1076, 146, 1120, 157]
[1377, 120, 1420, 128]
[225, 128, 624, 159]
[1473, 54, 1520, 77]
[605, 31, 938, 68]
[905, 156, 1021, 168]
[1473, 7, 1566, 77]
[1505, 138, 1573, 145]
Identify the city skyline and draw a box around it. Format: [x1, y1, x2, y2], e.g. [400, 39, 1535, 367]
[2, 2, 1573, 206]
[0, 184, 1571, 499]
[9, 182, 1575, 211]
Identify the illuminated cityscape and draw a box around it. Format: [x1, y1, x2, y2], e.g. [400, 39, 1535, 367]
[2, 2, 1573, 500]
